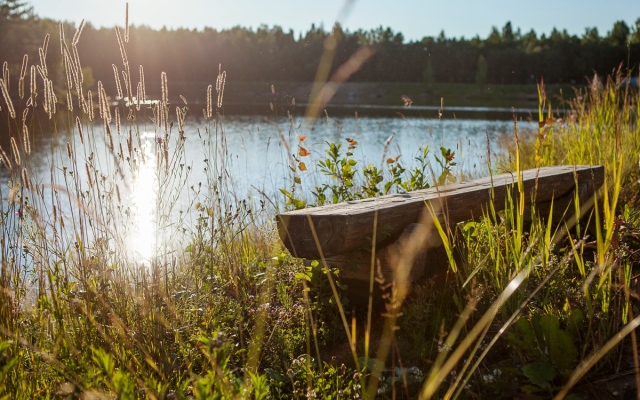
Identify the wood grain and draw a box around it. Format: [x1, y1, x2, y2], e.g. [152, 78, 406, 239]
[276, 165, 604, 260]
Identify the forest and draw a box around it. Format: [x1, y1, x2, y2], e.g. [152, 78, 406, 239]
[1, 0, 640, 101]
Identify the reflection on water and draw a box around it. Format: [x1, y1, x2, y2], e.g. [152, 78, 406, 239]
[129, 132, 157, 262]
[1, 113, 537, 264]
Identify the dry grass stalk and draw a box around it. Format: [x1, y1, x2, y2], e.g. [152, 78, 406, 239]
[97, 81, 105, 120]
[10, 137, 20, 167]
[98, 81, 112, 123]
[19, 54, 28, 99]
[87, 90, 94, 121]
[20, 168, 30, 190]
[115, 108, 121, 136]
[61, 50, 75, 111]
[163, 139, 169, 172]
[36, 65, 46, 81]
[58, 23, 65, 57]
[71, 45, 85, 108]
[127, 127, 132, 159]
[62, 49, 75, 111]
[136, 82, 142, 110]
[2, 62, 8, 93]
[22, 124, 31, 156]
[0, 78, 15, 118]
[125, 3, 129, 43]
[62, 47, 74, 82]
[85, 162, 93, 189]
[0, 145, 12, 170]
[161, 71, 168, 106]
[66, 142, 73, 158]
[176, 106, 185, 129]
[29, 65, 36, 106]
[41, 33, 49, 58]
[71, 20, 84, 46]
[206, 84, 212, 118]
[66, 91, 73, 112]
[46, 79, 56, 118]
[106, 123, 114, 151]
[161, 71, 168, 130]
[216, 66, 226, 108]
[71, 46, 84, 84]
[139, 65, 146, 103]
[42, 77, 50, 114]
[114, 27, 133, 102]
[38, 47, 48, 78]
[76, 116, 84, 144]
[121, 70, 130, 101]
[113, 65, 123, 99]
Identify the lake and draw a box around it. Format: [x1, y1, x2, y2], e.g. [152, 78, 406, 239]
[1, 111, 537, 263]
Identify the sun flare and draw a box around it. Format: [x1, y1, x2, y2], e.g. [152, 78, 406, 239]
[129, 132, 158, 262]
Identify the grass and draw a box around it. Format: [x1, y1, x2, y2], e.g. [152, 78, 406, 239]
[1, 17, 640, 400]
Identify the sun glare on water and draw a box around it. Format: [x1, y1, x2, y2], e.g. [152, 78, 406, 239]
[129, 132, 158, 263]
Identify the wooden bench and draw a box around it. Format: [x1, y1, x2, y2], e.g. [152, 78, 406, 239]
[276, 165, 605, 284]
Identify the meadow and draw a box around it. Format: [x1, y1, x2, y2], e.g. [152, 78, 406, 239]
[1, 20, 640, 400]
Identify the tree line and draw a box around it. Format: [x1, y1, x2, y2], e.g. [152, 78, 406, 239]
[1, 0, 640, 98]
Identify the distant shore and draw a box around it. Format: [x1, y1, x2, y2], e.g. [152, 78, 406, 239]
[145, 81, 579, 118]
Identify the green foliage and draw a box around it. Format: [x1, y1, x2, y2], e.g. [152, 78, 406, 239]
[314, 141, 359, 204]
[434, 146, 457, 185]
[509, 313, 580, 374]
[521, 362, 557, 390]
[0, 340, 18, 399]
[282, 137, 439, 209]
[267, 354, 360, 399]
[89, 347, 135, 398]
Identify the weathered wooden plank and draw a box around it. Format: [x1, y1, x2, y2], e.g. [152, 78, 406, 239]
[330, 179, 597, 284]
[276, 165, 604, 260]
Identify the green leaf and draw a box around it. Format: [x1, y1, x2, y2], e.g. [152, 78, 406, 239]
[522, 362, 556, 389]
[292, 199, 306, 209]
[567, 308, 584, 335]
[295, 272, 311, 281]
[508, 317, 538, 355]
[539, 314, 578, 372]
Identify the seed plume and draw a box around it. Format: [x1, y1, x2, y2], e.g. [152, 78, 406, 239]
[0, 78, 15, 118]
[0, 145, 12, 170]
[19, 55, 28, 99]
[76, 116, 84, 144]
[71, 20, 84, 46]
[113, 65, 123, 99]
[125, 3, 129, 42]
[22, 124, 31, 155]
[21, 168, 31, 190]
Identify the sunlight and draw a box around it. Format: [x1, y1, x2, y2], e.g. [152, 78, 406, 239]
[129, 132, 157, 263]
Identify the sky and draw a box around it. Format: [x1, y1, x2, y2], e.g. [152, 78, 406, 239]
[26, 0, 640, 42]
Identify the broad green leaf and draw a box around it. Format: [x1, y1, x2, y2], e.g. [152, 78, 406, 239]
[522, 362, 556, 389]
